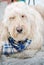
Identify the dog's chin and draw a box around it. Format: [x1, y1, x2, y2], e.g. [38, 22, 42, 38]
[10, 34, 29, 41]
[9, 32, 29, 41]
[12, 36, 27, 41]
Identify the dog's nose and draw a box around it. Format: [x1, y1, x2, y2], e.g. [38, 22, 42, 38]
[16, 27, 23, 33]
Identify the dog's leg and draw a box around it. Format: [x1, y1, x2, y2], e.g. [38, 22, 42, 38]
[10, 49, 38, 59]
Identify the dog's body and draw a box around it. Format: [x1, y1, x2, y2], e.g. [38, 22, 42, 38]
[0, 2, 44, 58]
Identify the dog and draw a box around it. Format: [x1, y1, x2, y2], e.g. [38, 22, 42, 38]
[0, 2, 44, 58]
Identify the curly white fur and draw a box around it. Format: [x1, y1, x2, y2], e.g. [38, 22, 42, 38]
[0, 2, 44, 58]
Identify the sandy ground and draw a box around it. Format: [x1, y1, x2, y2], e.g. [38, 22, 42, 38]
[0, 2, 44, 65]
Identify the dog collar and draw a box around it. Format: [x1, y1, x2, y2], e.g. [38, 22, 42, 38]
[8, 37, 32, 52]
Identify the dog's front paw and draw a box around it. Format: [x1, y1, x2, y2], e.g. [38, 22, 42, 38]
[10, 49, 38, 59]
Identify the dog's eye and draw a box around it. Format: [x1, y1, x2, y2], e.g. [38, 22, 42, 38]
[21, 15, 25, 18]
[9, 16, 15, 20]
[21, 15, 27, 19]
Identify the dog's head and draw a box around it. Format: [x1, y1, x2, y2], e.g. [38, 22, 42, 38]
[3, 2, 42, 41]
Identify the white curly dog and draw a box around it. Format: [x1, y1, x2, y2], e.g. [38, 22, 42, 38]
[0, 2, 44, 58]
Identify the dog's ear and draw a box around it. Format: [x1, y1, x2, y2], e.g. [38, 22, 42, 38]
[1, 23, 9, 41]
[35, 5, 44, 19]
[0, 22, 9, 50]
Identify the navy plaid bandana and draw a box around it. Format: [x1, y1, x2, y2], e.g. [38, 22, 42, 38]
[2, 37, 32, 55]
